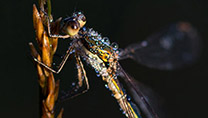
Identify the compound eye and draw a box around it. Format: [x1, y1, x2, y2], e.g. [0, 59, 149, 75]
[70, 22, 79, 29]
[66, 21, 80, 36]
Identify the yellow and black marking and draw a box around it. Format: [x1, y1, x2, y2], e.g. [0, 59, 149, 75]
[97, 49, 110, 62]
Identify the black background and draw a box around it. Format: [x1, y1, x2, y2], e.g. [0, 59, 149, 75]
[1, 0, 208, 118]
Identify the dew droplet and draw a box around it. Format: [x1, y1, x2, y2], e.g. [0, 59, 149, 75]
[141, 40, 148, 47]
[97, 35, 102, 40]
[102, 37, 110, 44]
[127, 96, 131, 101]
[97, 74, 100, 77]
[93, 57, 97, 61]
[72, 82, 76, 86]
[111, 42, 119, 50]
[95, 70, 99, 73]
[94, 50, 97, 53]
[95, 41, 99, 45]
[82, 27, 86, 31]
[105, 84, 109, 89]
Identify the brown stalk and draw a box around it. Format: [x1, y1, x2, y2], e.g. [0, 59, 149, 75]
[29, 2, 63, 118]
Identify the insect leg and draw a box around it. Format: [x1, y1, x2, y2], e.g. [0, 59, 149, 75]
[74, 54, 89, 93]
[57, 54, 89, 102]
[33, 46, 74, 74]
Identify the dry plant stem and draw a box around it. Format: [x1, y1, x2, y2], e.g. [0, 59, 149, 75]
[30, 3, 63, 118]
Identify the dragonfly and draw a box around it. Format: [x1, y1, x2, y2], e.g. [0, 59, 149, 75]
[33, 11, 201, 118]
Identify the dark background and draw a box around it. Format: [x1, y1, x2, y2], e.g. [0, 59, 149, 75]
[1, 0, 208, 118]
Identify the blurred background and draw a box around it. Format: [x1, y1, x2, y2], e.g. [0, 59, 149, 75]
[0, 0, 208, 118]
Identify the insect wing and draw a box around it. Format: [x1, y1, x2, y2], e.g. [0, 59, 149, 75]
[119, 22, 201, 70]
[117, 63, 160, 118]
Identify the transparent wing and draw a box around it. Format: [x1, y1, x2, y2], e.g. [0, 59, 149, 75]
[119, 22, 201, 70]
[117, 63, 161, 118]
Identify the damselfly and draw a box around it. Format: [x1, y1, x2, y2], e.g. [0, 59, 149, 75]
[33, 11, 201, 118]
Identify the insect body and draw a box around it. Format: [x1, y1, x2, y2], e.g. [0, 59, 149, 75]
[33, 11, 201, 118]
[35, 12, 142, 118]
[78, 28, 141, 118]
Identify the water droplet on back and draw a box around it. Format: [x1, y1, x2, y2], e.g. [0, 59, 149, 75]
[102, 37, 110, 44]
[111, 42, 119, 50]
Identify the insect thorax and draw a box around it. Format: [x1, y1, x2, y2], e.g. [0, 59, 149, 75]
[76, 28, 119, 77]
